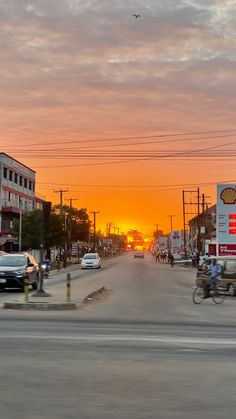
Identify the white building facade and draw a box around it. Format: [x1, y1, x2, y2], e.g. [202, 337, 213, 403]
[0, 153, 40, 249]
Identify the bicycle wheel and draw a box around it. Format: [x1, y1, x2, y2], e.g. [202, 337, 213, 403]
[192, 287, 205, 304]
[212, 287, 225, 304]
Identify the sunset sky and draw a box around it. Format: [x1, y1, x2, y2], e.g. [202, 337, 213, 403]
[1, 0, 236, 236]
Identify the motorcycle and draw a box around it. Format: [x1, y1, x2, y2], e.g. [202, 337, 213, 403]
[41, 260, 51, 278]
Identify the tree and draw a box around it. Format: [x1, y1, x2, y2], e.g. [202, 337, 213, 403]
[12, 209, 66, 250]
[53, 205, 90, 242]
[44, 212, 67, 249]
[12, 205, 91, 251]
[127, 229, 143, 249]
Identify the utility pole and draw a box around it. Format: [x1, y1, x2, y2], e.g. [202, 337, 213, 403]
[106, 222, 112, 236]
[65, 197, 79, 208]
[65, 198, 79, 256]
[166, 215, 175, 232]
[182, 191, 187, 258]
[54, 188, 69, 255]
[89, 211, 100, 251]
[182, 188, 204, 257]
[53, 188, 69, 213]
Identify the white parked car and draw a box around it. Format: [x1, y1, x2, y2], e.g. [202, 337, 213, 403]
[81, 253, 101, 269]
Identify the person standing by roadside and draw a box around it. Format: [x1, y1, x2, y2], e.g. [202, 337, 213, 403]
[169, 252, 174, 267]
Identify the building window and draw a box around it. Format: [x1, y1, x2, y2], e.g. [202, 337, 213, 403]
[3, 167, 7, 179]
[29, 180, 32, 190]
[19, 176, 23, 186]
[14, 173, 18, 184]
[9, 170, 13, 181]
[32, 182, 35, 192]
[24, 178, 27, 188]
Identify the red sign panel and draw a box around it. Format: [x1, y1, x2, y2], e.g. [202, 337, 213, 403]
[218, 244, 236, 256]
[229, 222, 236, 227]
[229, 214, 236, 219]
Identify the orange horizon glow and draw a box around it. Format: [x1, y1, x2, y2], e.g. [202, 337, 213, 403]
[1, 2, 235, 236]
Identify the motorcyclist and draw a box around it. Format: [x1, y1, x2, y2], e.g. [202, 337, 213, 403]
[41, 258, 51, 278]
[56, 253, 62, 270]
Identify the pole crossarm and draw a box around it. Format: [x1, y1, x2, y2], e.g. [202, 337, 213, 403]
[53, 188, 69, 213]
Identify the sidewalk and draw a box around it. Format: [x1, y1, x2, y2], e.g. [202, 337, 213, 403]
[2, 266, 108, 311]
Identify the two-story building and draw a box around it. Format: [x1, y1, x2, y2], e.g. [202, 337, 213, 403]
[188, 204, 216, 255]
[0, 153, 42, 251]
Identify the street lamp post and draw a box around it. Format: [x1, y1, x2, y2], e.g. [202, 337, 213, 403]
[19, 197, 23, 252]
[19, 211, 22, 252]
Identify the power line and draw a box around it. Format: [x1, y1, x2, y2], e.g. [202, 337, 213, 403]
[37, 178, 236, 188]
[5, 136, 236, 156]
[2, 129, 236, 149]
[31, 139, 236, 168]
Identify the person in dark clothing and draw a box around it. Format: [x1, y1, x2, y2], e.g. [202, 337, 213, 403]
[62, 250, 68, 268]
[169, 252, 174, 267]
[196, 253, 200, 268]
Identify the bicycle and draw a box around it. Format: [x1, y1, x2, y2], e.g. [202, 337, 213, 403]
[192, 280, 225, 304]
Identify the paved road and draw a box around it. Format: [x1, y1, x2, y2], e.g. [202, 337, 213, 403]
[1, 252, 236, 418]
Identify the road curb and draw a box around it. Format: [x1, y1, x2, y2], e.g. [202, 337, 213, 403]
[3, 286, 107, 310]
[3, 302, 77, 311]
[83, 286, 106, 303]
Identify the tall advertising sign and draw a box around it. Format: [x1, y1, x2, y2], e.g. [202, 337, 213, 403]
[217, 184, 236, 256]
[159, 236, 168, 252]
[170, 230, 182, 255]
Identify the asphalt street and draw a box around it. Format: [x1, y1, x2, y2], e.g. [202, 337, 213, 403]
[1, 252, 236, 418]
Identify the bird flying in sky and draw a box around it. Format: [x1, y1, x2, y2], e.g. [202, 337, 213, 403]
[133, 14, 141, 18]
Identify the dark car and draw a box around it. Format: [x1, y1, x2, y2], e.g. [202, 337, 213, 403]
[196, 257, 236, 296]
[134, 252, 144, 259]
[0, 253, 39, 290]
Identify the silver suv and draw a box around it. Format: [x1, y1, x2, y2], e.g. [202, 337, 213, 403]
[0, 253, 39, 290]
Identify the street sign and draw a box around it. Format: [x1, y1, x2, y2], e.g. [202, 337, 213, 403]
[217, 184, 236, 256]
[71, 244, 78, 256]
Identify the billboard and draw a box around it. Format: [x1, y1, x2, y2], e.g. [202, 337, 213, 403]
[158, 236, 168, 251]
[217, 184, 236, 256]
[170, 230, 182, 254]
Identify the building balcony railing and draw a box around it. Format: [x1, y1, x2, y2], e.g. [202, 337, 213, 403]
[1, 199, 33, 212]
[2, 220, 12, 229]
[0, 219, 12, 234]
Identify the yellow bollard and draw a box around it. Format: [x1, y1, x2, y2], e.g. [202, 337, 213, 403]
[66, 273, 71, 302]
[24, 277, 29, 303]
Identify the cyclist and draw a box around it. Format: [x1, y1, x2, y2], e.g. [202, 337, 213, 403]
[204, 259, 222, 298]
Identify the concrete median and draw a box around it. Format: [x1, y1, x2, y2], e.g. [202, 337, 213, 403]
[3, 286, 107, 311]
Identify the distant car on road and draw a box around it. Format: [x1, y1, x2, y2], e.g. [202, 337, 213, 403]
[0, 252, 39, 290]
[81, 253, 101, 269]
[134, 252, 144, 259]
